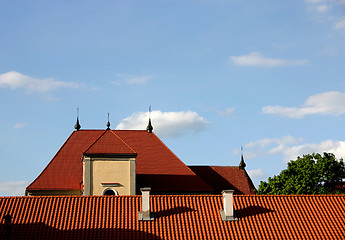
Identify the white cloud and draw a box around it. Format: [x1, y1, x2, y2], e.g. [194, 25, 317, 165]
[116, 110, 209, 138]
[219, 107, 236, 116]
[272, 140, 345, 163]
[334, 16, 345, 29]
[0, 71, 80, 93]
[238, 135, 345, 164]
[114, 73, 152, 85]
[245, 135, 303, 149]
[230, 52, 308, 67]
[305, 0, 345, 30]
[13, 123, 26, 129]
[0, 180, 28, 196]
[241, 135, 304, 160]
[316, 4, 329, 12]
[262, 91, 345, 118]
[247, 168, 266, 179]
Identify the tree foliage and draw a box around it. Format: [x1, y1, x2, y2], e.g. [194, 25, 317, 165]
[257, 153, 345, 195]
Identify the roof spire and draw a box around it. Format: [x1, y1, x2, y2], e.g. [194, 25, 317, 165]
[239, 146, 246, 169]
[106, 113, 110, 130]
[74, 107, 81, 131]
[146, 105, 153, 133]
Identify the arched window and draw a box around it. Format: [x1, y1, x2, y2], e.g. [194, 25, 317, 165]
[102, 188, 118, 196]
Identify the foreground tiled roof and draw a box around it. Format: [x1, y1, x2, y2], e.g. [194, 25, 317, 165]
[27, 130, 212, 193]
[189, 166, 256, 195]
[1, 195, 344, 239]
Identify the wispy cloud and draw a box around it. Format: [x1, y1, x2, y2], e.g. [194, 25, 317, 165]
[334, 15, 345, 29]
[236, 135, 345, 164]
[112, 73, 152, 85]
[262, 91, 345, 118]
[0, 180, 29, 196]
[13, 123, 26, 129]
[116, 110, 209, 138]
[305, 0, 345, 31]
[236, 135, 304, 160]
[305, 0, 330, 14]
[229, 52, 308, 67]
[218, 107, 236, 116]
[278, 140, 345, 163]
[247, 168, 266, 179]
[0, 71, 80, 93]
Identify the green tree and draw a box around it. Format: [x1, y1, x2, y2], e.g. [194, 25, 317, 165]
[257, 153, 345, 194]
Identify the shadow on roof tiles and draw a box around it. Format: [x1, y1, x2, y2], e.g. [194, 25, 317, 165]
[0, 223, 162, 240]
[154, 206, 196, 219]
[236, 206, 275, 218]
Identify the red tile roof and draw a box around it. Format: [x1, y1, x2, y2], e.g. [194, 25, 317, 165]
[84, 130, 136, 156]
[26, 130, 103, 191]
[27, 130, 213, 193]
[1, 195, 344, 239]
[189, 166, 256, 195]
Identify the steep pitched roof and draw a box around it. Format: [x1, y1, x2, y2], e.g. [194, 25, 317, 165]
[115, 130, 213, 193]
[26, 130, 103, 191]
[27, 130, 212, 193]
[1, 195, 344, 239]
[84, 130, 136, 156]
[189, 166, 256, 194]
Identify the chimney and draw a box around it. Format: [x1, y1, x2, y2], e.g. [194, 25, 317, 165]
[138, 187, 154, 221]
[220, 190, 238, 221]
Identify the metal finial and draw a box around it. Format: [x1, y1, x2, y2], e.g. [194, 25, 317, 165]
[239, 146, 246, 169]
[106, 113, 110, 130]
[74, 107, 81, 131]
[146, 106, 153, 133]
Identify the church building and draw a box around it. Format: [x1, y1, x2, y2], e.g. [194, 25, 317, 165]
[25, 116, 255, 196]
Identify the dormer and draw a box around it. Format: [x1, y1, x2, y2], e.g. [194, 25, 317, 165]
[82, 130, 137, 196]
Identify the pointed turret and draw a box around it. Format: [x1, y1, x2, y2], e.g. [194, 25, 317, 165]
[146, 106, 153, 133]
[146, 119, 153, 133]
[106, 113, 111, 130]
[74, 117, 81, 131]
[239, 147, 246, 169]
[74, 108, 81, 131]
[239, 154, 246, 169]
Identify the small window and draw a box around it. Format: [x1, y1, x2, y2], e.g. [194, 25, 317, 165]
[102, 188, 118, 196]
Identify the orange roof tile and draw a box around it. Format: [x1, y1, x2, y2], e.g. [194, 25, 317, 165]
[1, 195, 344, 239]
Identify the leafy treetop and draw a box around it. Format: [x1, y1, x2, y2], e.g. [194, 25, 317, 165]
[257, 153, 345, 195]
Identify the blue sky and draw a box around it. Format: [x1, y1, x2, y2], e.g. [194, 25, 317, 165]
[1, 0, 345, 196]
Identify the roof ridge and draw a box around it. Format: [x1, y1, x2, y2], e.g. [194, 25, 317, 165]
[242, 168, 256, 193]
[150, 132, 214, 191]
[150, 132, 201, 176]
[109, 130, 136, 153]
[83, 129, 136, 155]
[83, 129, 108, 153]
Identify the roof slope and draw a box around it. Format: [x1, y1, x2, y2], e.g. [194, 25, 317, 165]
[1, 195, 344, 239]
[84, 130, 136, 156]
[27, 130, 212, 193]
[26, 130, 103, 191]
[115, 130, 213, 192]
[189, 166, 256, 194]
